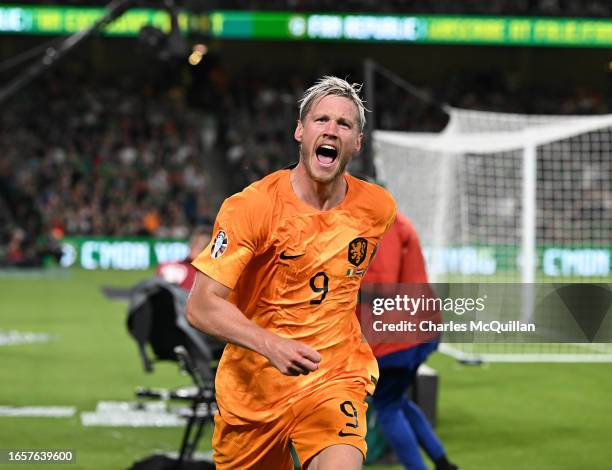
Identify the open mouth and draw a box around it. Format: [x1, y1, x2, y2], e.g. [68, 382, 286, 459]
[315, 144, 338, 167]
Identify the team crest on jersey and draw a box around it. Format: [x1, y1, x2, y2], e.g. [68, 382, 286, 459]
[348, 237, 368, 266]
[211, 230, 228, 259]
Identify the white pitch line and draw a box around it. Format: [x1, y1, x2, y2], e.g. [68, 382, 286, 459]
[80, 401, 186, 427]
[0, 330, 51, 346]
[0, 406, 76, 418]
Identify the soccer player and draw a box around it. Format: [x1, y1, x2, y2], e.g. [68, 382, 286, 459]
[363, 212, 459, 470]
[186, 76, 396, 469]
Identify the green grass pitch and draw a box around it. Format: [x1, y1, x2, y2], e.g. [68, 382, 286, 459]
[0, 269, 610, 469]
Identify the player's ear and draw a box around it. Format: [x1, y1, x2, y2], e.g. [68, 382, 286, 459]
[294, 119, 303, 143]
[354, 132, 363, 152]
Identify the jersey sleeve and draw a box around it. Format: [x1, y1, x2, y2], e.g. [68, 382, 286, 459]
[378, 187, 397, 235]
[191, 190, 269, 289]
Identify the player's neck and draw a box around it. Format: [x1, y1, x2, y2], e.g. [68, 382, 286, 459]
[290, 164, 347, 211]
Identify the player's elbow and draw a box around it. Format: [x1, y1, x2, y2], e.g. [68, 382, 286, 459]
[186, 295, 211, 334]
[185, 297, 198, 328]
[186, 273, 230, 338]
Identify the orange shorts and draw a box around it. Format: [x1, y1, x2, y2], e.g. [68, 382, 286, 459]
[212, 380, 370, 469]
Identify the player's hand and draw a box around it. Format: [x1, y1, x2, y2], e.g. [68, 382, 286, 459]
[263, 335, 321, 376]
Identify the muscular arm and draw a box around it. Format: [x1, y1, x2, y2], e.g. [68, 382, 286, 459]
[186, 271, 321, 376]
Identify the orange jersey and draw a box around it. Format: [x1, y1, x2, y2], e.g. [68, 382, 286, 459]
[192, 169, 396, 425]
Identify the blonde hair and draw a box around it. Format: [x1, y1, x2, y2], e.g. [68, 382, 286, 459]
[298, 76, 367, 131]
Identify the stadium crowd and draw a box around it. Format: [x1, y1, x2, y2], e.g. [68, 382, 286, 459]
[219, 66, 610, 186]
[1, 54, 609, 266]
[0, 72, 215, 266]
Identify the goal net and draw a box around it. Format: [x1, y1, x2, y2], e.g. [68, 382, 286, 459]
[374, 108, 612, 362]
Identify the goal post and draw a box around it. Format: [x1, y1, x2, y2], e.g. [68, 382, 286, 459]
[373, 108, 612, 362]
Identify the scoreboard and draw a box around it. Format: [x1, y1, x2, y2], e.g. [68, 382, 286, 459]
[211, 12, 612, 48]
[0, 5, 197, 36]
[1, 6, 611, 48]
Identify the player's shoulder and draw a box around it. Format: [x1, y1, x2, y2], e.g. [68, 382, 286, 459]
[347, 174, 397, 220]
[222, 169, 286, 213]
[349, 175, 394, 201]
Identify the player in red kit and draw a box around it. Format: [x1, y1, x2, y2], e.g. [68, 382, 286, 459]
[362, 212, 459, 470]
[157, 226, 212, 291]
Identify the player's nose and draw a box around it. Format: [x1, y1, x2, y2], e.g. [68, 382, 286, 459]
[323, 120, 339, 137]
